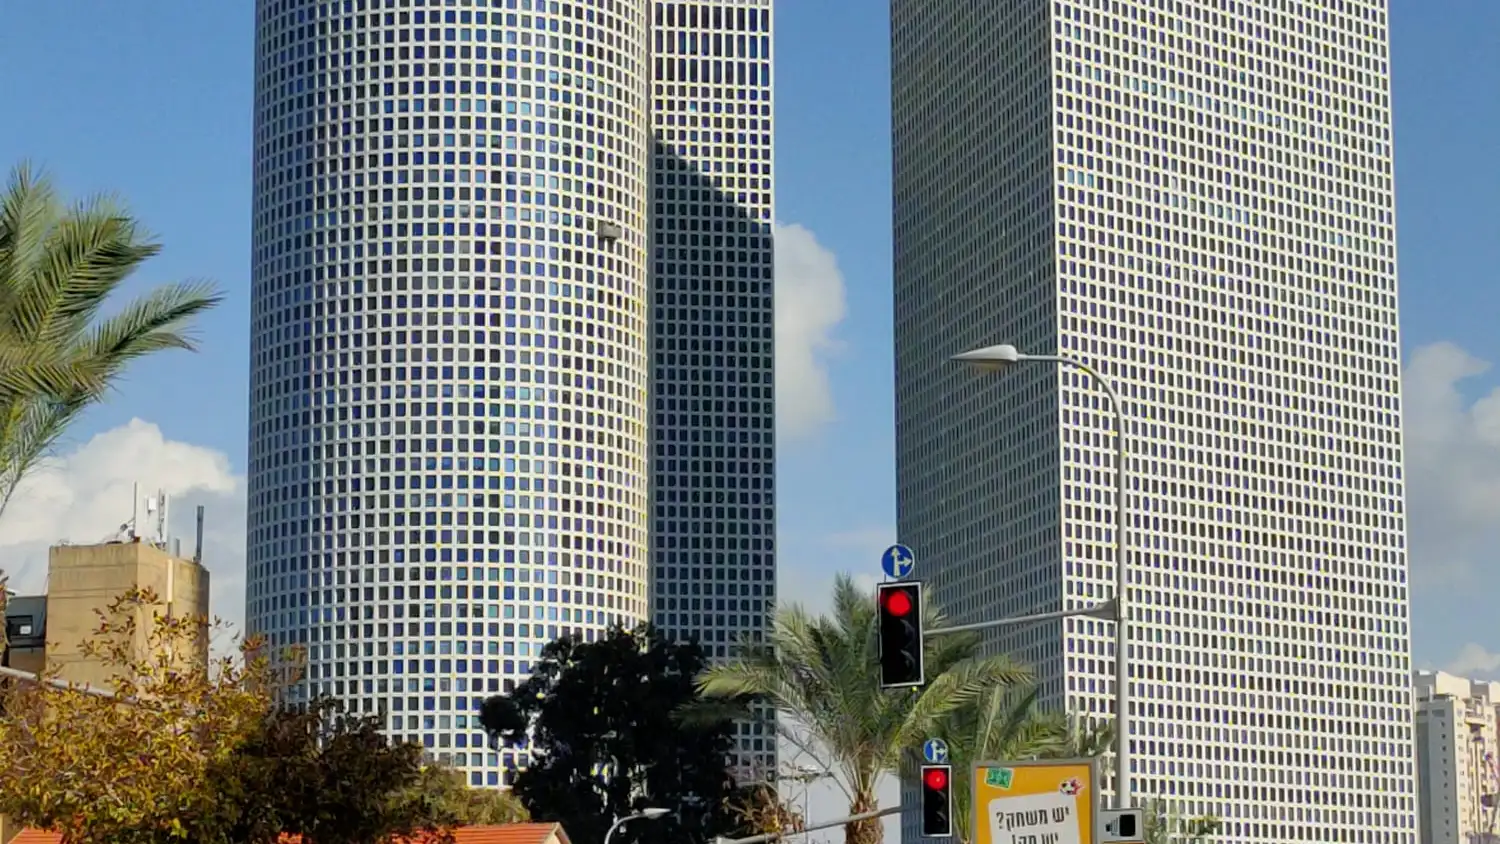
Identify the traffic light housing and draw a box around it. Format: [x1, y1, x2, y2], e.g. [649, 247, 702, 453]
[920, 764, 953, 838]
[877, 581, 924, 688]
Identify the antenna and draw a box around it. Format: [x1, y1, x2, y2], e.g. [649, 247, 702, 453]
[154, 490, 170, 551]
[194, 505, 205, 564]
[130, 482, 140, 541]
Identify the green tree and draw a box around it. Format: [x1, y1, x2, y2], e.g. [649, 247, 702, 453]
[205, 696, 457, 844]
[0, 162, 221, 521]
[479, 625, 737, 844]
[1141, 797, 1220, 844]
[694, 574, 1032, 844]
[409, 764, 530, 826]
[933, 686, 1113, 844]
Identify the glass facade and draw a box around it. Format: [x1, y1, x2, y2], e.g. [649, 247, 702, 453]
[250, 0, 775, 787]
[648, 0, 777, 781]
[892, 1, 1412, 842]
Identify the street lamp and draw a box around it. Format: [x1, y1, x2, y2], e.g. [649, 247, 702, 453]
[604, 808, 673, 844]
[950, 343, 1132, 810]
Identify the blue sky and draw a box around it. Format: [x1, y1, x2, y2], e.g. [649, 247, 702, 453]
[0, 0, 1498, 691]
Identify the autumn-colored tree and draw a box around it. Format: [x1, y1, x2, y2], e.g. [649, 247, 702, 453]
[724, 784, 804, 839]
[0, 587, 279, 844]
[0, 570, 9, 657]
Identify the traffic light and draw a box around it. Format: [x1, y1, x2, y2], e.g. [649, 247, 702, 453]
[877, 581, 924, 688]
[920, 764, 953, 838]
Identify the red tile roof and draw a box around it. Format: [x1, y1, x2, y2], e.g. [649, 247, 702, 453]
[10, 823, 568, 844]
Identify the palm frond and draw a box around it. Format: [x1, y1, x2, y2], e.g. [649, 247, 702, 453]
[15, 201, 159, 349]
[75, 280, 223, 372]
[892, 655, 1032, 757]
[0, 163, 58, 321]
[0, 164, 221, 525]
[0, 396, 83, 516]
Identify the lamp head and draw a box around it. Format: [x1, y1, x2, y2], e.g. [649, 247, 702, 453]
[640, 808, 672, 820]
[951, 343, 1024, 375]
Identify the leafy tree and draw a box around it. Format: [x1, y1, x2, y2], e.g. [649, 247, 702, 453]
[480, 624, 737, 844]
[930, 685, 1113, 844]
[694, 573, 1032, 844]
[0, 163, 221, 522]
[204, 697, 458, 844]
[724, 784, 803, 839]
[409, 764, 530, 826]
[1, 571, 9, 658]
[0, 587, 275, 844]
[1141, 797, 1220, 844]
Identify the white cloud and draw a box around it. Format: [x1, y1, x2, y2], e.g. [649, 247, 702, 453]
[1404, 342, 1500, 585]
[774, 222, 848, 440]
[1444, 643, 1500, 680]
[0, 419, 247, 648]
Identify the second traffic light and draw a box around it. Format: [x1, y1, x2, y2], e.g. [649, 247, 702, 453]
[920, 764, 953, 838]
[877, 581, 924, 688]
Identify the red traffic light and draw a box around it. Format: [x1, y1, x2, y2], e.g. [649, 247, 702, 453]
[883, 588, 914, 617]
[924, 767, 949, 791]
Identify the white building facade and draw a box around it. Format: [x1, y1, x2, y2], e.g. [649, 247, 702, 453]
[1416, 671, 1500, 844]
[248, 0, 773, 786]
[891, 1, 1413, 842]
[647, 0, 777, 780]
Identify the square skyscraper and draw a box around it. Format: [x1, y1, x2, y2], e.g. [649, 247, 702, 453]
[891, 2, 1414, 842]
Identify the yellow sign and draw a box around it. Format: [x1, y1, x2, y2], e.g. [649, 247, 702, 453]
[973, 759, 1096, 844]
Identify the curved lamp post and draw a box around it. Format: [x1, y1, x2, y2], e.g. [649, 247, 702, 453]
[604, 808, 673, 844]
[950, 343, 1132, 810]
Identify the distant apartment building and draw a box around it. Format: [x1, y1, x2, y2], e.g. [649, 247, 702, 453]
[3, 540, 211, 686]
[1415, 670, 1500, 844]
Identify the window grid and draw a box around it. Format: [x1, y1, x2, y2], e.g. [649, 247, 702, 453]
[648, 0, 777, 782]
[892, 1, 1411, 842]
[248, 0, 657, 787]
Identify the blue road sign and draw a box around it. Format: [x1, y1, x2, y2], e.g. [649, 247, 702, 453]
[882, 544, 916, 579]
[923, 738, 949, 764]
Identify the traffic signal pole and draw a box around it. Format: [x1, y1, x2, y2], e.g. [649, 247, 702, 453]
[927, 599, 1117, 636]
[714, 806, 904, 844]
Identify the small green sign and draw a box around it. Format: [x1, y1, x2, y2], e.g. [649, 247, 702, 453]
[984, 767, 1014, 789]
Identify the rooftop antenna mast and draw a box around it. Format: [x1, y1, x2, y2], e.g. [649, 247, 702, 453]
[143, 489, 169, 551]
[129, 482, 140, 541]
[194, 505, 205, 564]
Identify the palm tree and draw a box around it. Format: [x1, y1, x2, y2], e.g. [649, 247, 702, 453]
[933, 686, 1114, 844]
[0, 162, 221, 522]
[694, 573, 1034, 844]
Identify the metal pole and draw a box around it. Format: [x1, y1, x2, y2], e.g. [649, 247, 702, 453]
[1109, 376, 1129, 811]
[603, 815, 636, 844]
[717, 805, 903, 844]
[925, 600, 1116, 636]
[1022, 355, 1130, 809]
[0, 664, 125, 703]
